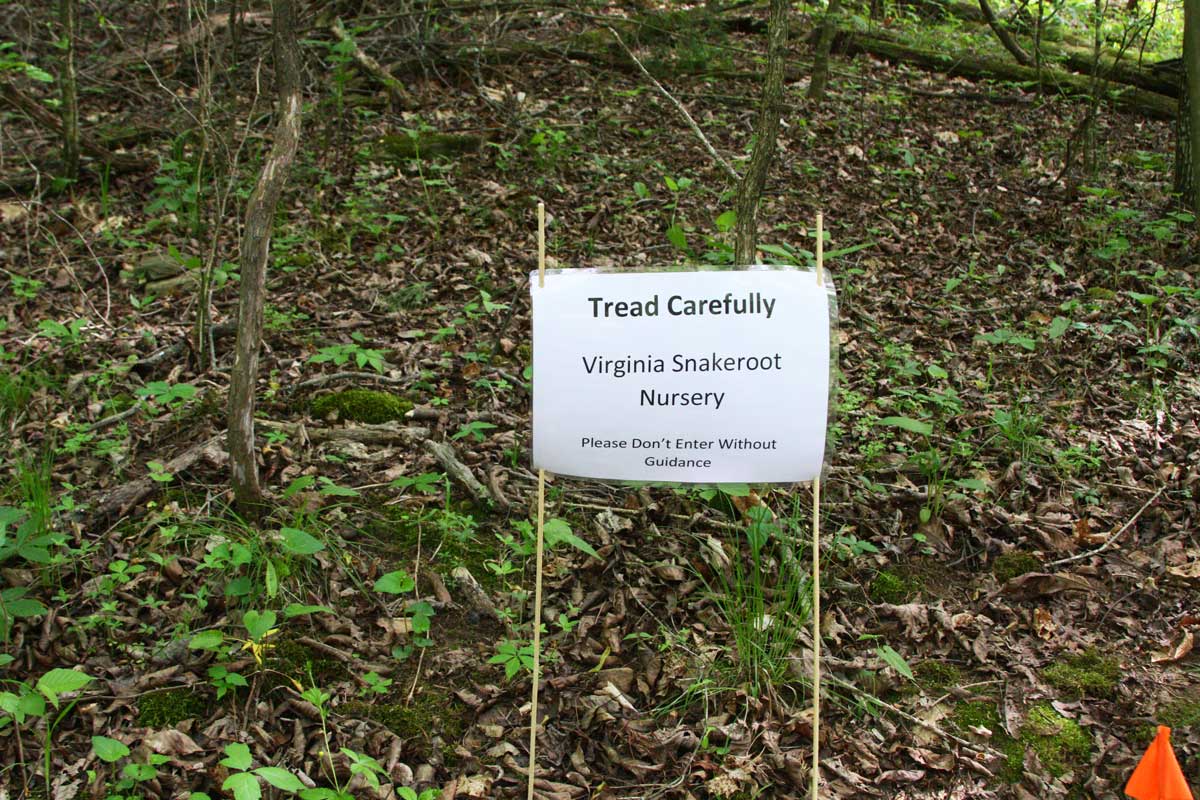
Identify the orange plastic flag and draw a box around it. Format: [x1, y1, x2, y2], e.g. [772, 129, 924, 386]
[1125, 726, 1195, 800]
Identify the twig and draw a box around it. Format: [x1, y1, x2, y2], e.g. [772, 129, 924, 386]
[603, 25, 739, 183]
[1046, 485, 1166, 568]
[88, 400, 144, 432]
[292, 371, 417, 393]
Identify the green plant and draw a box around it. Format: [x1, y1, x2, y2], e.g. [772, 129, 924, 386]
[0, 42, 52, 82]
[451, 420, 497, 443]
[308, 333, 388, 373]
[489, 639, 537, 679]
[135, 380, 197, 411]
[92, 734, 171, 798]
[8, 273, 43, 302]
[0, 668, 94, 793]
[37, 318, 88, 349]
[704, 503, 812, 696]
[528, 123, 571, 170]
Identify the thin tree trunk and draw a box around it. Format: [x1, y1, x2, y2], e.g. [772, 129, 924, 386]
[59, 0, 80, 181]
[808, 0, 843, 102]
[228, 0, 302, 511]
[1184, 0, 1200, 212]
[978, 0, 1032, 65]
[734, 0, 787, 265]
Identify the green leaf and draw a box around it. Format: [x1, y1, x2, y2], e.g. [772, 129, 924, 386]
[279, 527, 325, 555]
[543, 518, 597, 558]
[282, 475, 315, 499]
[189, 629, 224, 650]
[254, 767, 307, 792]
[877, 416, 932, 436]
[222, 771, 262, 800]
[36, 668, 93, 707]
[373, 570, 415, 594]
[317, 477, 359, 497]
[1047, 316, 1071, 339]
[876, 644, 914, 680]
[715, 210, 736, 232]
[4, 597, 47, 618]
[92, 735, 130, 763]
[283, 603, 333, 618]
[665, 225, 688, 253]
[242, 610, 276, 643]
[717, 483, 751, 497]
[220, 742, 254, 771]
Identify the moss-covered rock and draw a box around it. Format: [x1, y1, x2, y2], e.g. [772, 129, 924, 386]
[311, 389, 412, 424]
[993, 551, 1041, 583]
[1021, 703, 1092, 777]
[1043, 649, 1119, 699]
[869, 569, 921, 603]
[138, 688, 208, 727]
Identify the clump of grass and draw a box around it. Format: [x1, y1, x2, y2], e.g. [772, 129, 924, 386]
[992, 551, 1041, 583]
[311, 389, 412, 424]
[1043, 649, 1119, 699]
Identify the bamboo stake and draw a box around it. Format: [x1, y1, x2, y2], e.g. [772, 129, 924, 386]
[812, 213, 824, 800]
[528, 201, 547, 800]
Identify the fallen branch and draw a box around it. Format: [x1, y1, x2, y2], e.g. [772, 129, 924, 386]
[329, 18, 415, 109]
[256, 419, 429, 446]
[93, 435, 227, 518]
[1046, 485, 1166, 568]
[291, 371, 418, 393]
[603, 25, 739, 182]
[425, 440, 496, 505]
[0, 82, 151, 172]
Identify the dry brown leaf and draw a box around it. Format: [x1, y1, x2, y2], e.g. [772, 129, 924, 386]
[1033, 607, 1055, 640]
[1151, 629, 1194, 664]
[1001, 572, 1093, 600]
[145, 728, 203, 756]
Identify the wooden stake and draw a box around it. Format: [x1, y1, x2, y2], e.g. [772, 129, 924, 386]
[815, 212, 824, 287]
[812, 213, 824, 800]
[537, 201, 546, 288]
[528, 201, 547, 800]
[811, 475, 821, 800]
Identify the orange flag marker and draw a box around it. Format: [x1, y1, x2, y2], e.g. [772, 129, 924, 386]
[1126, 726, 1194, 800]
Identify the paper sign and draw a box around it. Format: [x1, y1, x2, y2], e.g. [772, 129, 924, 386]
[531, 268, 833, 483]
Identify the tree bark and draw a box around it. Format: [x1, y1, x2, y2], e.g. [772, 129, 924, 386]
[1183, 0, 1200, 212]
[734, 0, 787, 265]
[808, 0, 843, 102]
[227, 0, 303, 511]
[59, 0, 80, 181]
[977, 0, 1032, 65]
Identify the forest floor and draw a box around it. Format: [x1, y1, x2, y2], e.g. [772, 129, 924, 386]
[1, 4, 1198, 800]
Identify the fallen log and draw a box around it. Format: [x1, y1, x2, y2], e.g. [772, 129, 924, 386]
[93, 435, 227, 518]
[329, 18, 415, 109]
[0, 81, 151, 172]
[842, 32, 1176, 119]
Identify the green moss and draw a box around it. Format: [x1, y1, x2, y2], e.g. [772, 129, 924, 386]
[311, 389, 412, 424]
[1021, 703, 1092, 777]
[373, 133, 482, 161]
[265, 637, 348, 687]
[1043, 649, 1119, 699]
[914, 660, 961, 691]
[869, 569, 921, 603]
[952, 701, 1023, 782]
[993, 551, 1041, 583]
[1158, 690, 1200, 730]
[340, 689, 466, 753]
[138, 688, 208, 727]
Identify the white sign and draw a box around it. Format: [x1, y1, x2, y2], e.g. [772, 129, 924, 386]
[531, 268, 833, 483]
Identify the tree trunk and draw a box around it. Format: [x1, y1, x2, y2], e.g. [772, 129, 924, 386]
[1175, 70, 1193, 203]
[227, 0, 303, 511]
[808, 0, 843, 102]
[734, 0, 787, 265]
[1184, 0, 1200, 212]
[977, 0, 1031, 65]
[59, 0, 80, 181]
